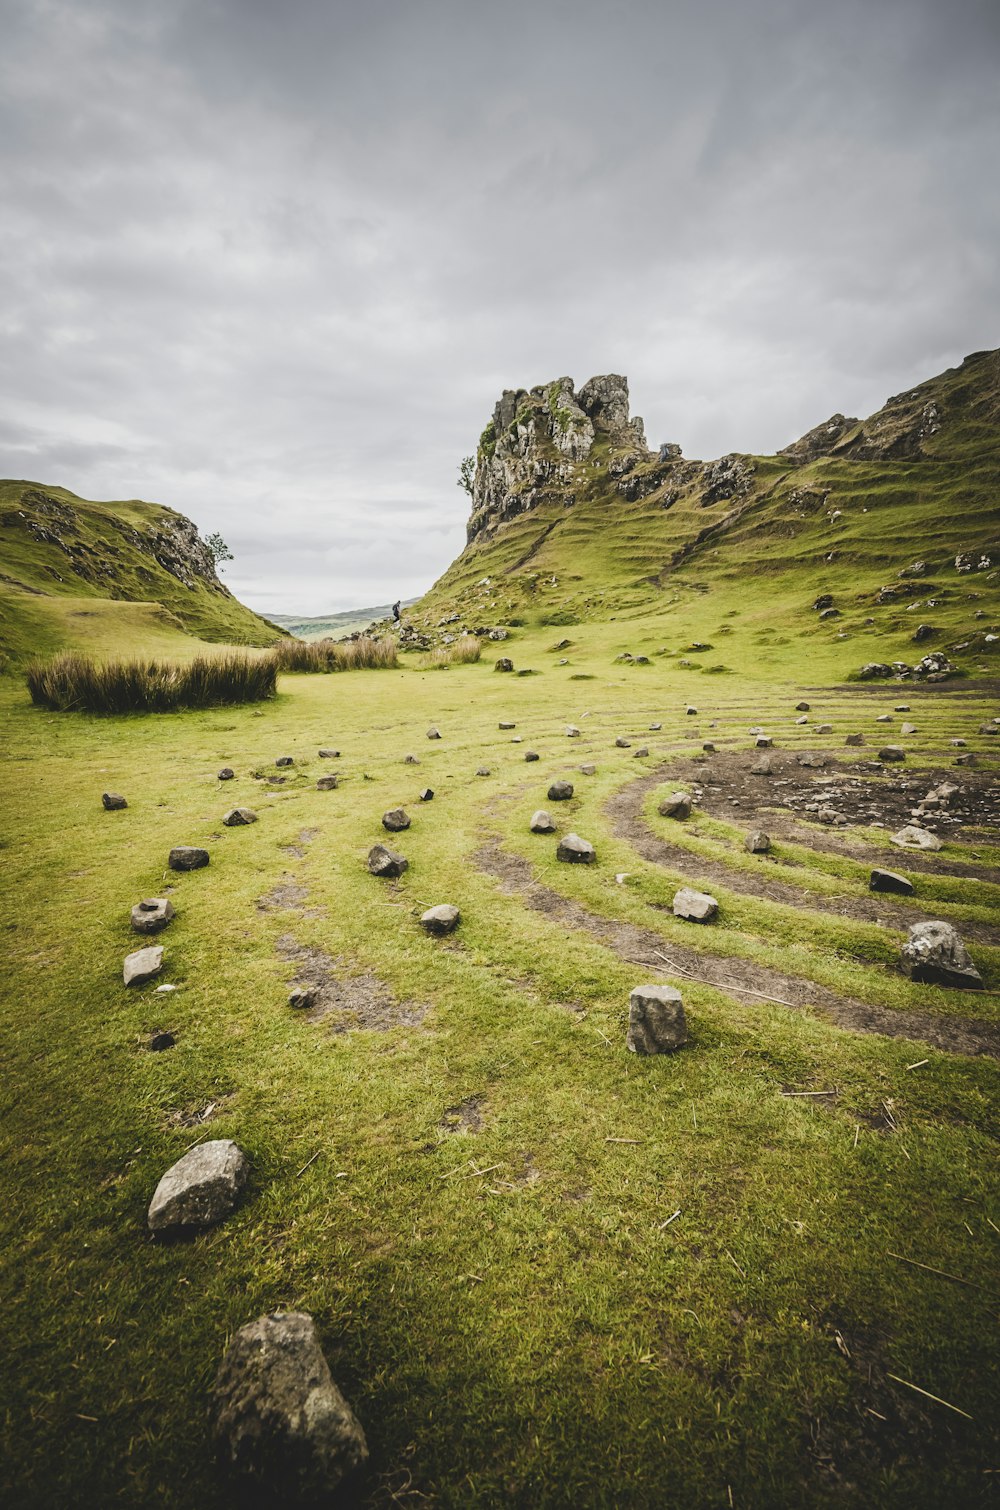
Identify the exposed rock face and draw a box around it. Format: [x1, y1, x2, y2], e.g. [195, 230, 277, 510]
[212, 1311, 368, 1501]
[468, 374, 648, 540]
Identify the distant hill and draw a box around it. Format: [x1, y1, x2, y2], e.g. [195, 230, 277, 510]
[269, 598, 421, 641]
[0, 481, 283, 662]
[409, 354, 1000, 678]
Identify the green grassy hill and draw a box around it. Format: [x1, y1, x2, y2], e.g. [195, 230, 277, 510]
[0, 481, 282, 662]
[411, 352, 1000, 684]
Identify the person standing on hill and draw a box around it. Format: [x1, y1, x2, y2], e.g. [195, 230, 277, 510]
[392, 600, 401, 622]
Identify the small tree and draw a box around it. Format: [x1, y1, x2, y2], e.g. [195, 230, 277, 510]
[204, 531, 234, 571]
[457, 455, 475, 498]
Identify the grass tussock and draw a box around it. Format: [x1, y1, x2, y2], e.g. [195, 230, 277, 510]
[270, 636, 398, 673]
[422, 636, 483, 669]
[25, 651, 277, 713]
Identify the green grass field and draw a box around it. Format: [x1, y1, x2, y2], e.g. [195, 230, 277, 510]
[1, 624, 997, 1509]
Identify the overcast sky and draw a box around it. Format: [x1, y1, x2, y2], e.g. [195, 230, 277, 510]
[2, 0, 998, 615]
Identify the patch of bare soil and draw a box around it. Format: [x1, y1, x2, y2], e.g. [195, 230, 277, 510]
[280, 827, 320, 859]
[276, 934, 427, 1032]
[257, 877, 313, 912]
[473, 842, 1000, 1060]
[439, 1095, 485, 1133]
[606, 766, 1000, 946]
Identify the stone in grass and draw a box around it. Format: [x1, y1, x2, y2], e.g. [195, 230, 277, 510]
[797, 753, 827, 768]
[403, 754, 420, 765]
[499, 721, 516, 730]
[475, 766, 491, 777]
[751, 755, 773, 776]
[494, 657, 514, 672]
[633, 747, 649, 758]
[276, 756, 294, 767]
[891, 825, 942, 852]
[418, 788, 434, 801]
[672, 887, 718, 923]
[426, 727, 442, 740]
[615, 736, 632, 748]
[649, 722, 662, 731]
[102, 792, 128, 811]
[169, 846, 210, 871]
[223, 807, 258, 826]
[318, 748, 340, 759]
[218, 768, 235, 781]
[755, 736, 773, 749]
[548, 780, 574, 801]
[421, 904, 460, 935]
[627, 984, 688, 1054]
[565, 725, 581, 738]
[557, 832, 596, 864]
[148, 1139, 249, 1234]
[795, 715, 808, 726]
[870, 868, 914, 896]
[658, 792, 691, 819]
[955, 753, 977, 767]
[149, 1030, 175, 1051]
[316, 775, 338, 791]
[524, 751, 540, 762]
[845, 733, 865, 746]
[900, 722, 917, 735]
[875, 715, 893, 725]
[382, 808, 411, 832]
[288, 985, 317, 1010]
[980, 722, 999, 736]
[745, 831, 771, 853]
[131, 898, 175, 934]
[212, 1311, 368, 1502]
[816, 724, 833, 735]
[124, 945, 164, 987]
[367, 844, 408, 878]
[949, 738, 967, 748]
[901, 921, 983, 990]
[686, 706, 698, 716]
[796, 701, 810, 712]
[878, 746, 906, 763]
[703, 742, 716, 753]
[579, 763, 597, 775]
[895, 705, 910, 713]
[530, 810, 557, 834]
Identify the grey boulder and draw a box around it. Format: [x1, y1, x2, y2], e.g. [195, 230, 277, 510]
[124, 945, 164, 986]
[130, 898, 175, 935]
[751, 755, 773, 775]
[147, 1139, 248, 1233]
[168, 846, 210, 871]
[102, 792, 128, 811]
[316, 775, 338, 790]
[548, 780, 574, 801]
[870, 868, 914, 895]
[275, 756, 294, 767]
[218, 767, 235, 781]
[673, 887, 718, 923]
[212, 1311, 368, 1501]
[627, 984, 688, 1054]
[878, 746, 906, 762]
[382, 808, 411, 832]
[421, 904, 461, 935]
[657, 792, 691, 820]
[901, 921, 983, 990]
[557, 832, 596, 864]
[367, 844, 408, 878]
[530, 809, 557, 833]
[223, 808, 257, 826]
[426, 727, 442, 740]
[891, 825, 942, 852]
[745, 831, 771, 854]
[524, 750, 540, 762]
[318, 748, 340, 758]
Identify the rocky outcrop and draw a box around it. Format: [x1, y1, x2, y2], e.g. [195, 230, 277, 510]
[468, 374, 649, 540]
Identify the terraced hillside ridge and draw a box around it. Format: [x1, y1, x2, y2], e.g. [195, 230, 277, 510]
[409, 352, 999, 684]
[0, 480, 282, 661]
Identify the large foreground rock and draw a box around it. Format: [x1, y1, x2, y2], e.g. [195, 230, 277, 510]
[557, 832, 596, 863]
[124, 945, 164, 986]
[627, 984, 688, 1054]
[869, 869, 914, 896]
[382, 807, 410, 832]
[131, 898, 175, 934]
[530, 810, 556, 833]
[673, 887, 718, 923]
[213, 1312, 368, 1502]
[147, 1139, 248, 1233]
[900, 921, 983, 990]
[367, 844, 408, 878]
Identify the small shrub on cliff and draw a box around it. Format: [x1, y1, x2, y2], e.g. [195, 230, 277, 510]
[26, 651, 276, 713]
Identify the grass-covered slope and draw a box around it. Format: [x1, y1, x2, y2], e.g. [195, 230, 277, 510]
[0, 480, 282, 661]
[412, 352, 1000, 682]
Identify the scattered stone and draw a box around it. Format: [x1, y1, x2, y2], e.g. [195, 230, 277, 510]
[565, 725, 581, 737]
[626, 984, 688, 1054]
[672, 887, 718, 923]
[819, 607, 840, 620]
[212, 1311, 368, 1501]
[816, 806, 844, 825]
[980, 722, 998, 736]
[418, 788, 434, 801]
[797, 753, 827, 768]
[894, 706, 910, 713]
[382, 808, 410, 832]
[318, 748, 340, 759]
[511, 736, 523, 743]
[702, 742, 716, 752]
[901, 921, 983, 990]
[755, 736, 773, 748]
[745, 831, 771, 853]
[124, 945, 164, 987]
[795, 715, 808, 725]
[878, 746, 906, 762]
[495, 657, 514, 672]
[218, 768, 235, 781]
[814, 594, 834, 610]
[149, 1030, 175, 1051]
[426, 727, 441, 740]
[657, 793, 691, 819]
[955, 753, 977, 767]
[530, 810, 556, 833]
[556, 832, 596, 864]
[816, 724, 833, 734]
[875, 714, 893, 724]
[859, 662, 893, 680]
[633, 747, 649, 758]
[795, 701, 810, 711]
[524, 750, 540, 762]
[102, 792, 128, 811]
[168, 846, 210, 871]
[896, 722, 916, 735]
[844, 733, 865, 746]
[475, 766, 491, 777]
[275, 756, 294, 768]
[499, 720, 516, 729]
[316, 775, 338, 790]
[949, 738, 967, 747]
[579, 763, 597, 775]
[223, 807, 258, 827]
[649, 722, 662, 731]
[870, 869, 914, 896]
[288, 986, 317, 1010]
[403, 754, 420, 765]
[367, 845, 408, 878]
[131, 898, 175, 934]
[686, 705, 698, 716]
[548, 780, 574, 801]
[421, 904, 460, 935]
[615, 736, 632, 748]
[751, 755, 773, 775]
[891, 825, 942, 852]
[148, 1139, 248, 1234]
[913, 623, 935, 641]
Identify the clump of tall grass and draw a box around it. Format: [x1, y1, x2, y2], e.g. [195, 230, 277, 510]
[26, 651, 277, 713]
[270, 636, 398, 673]
[422, 636, 483, 669]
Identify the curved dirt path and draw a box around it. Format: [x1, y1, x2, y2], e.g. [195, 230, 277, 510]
[474, 841, 1000, 1060]
[605, 767, 1000, 947]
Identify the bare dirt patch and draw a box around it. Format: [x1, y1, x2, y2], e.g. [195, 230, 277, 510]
[276, 934, 427, 1032]
[257, 877, 313, 912]
[606, 766, 1000, 945]
[473, 841, 1000, 1060]
[280, 827, 321, 859]
[439, 1095, 485, 1133]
